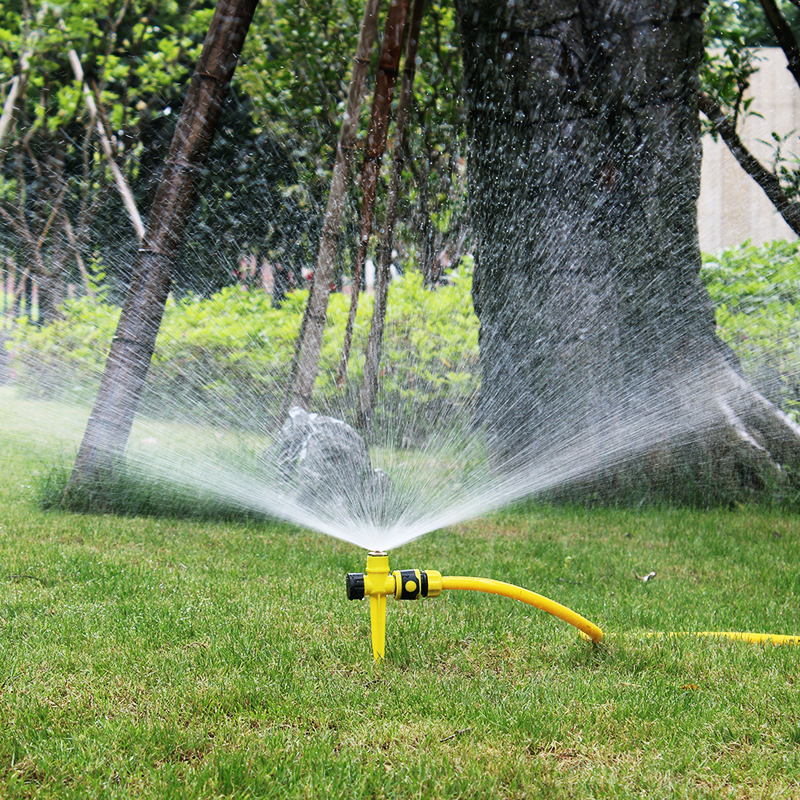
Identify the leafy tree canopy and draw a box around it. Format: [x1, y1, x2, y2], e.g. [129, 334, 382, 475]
[0, 0, 795, 304]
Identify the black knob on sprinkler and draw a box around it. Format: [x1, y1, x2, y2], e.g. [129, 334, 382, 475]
[346, 572, 365, 600]
[395, 569, 427, 599]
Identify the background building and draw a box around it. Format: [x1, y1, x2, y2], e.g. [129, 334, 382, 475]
[699, 48, 800, 252]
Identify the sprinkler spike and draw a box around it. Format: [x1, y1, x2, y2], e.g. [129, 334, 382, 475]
[364, 551, 393, 661]
[369, 593, 387, 661]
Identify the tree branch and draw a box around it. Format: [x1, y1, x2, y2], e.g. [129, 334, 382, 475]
[758, 0, 800, 89]
[13, 151, 34, 243]
[35, 182, 68, 252]
[66, 47, 145, 240]
[0, 199, 28, 240]
[0, 47, 31, 157]
[697, 91, 800, 236]
[62, 211, 95, 298]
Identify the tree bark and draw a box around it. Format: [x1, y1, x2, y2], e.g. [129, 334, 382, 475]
[70, 0, 258, 487]
[455, 0, 800, 498]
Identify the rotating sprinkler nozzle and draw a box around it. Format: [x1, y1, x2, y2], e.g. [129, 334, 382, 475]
[346, 551, 603, 661]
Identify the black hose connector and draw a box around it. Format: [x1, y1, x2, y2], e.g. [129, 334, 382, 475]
[346, 572, 365, 600]
[395, 569, 427, 600]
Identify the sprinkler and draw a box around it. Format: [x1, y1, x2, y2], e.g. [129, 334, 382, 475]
[346, 550, 604, 661]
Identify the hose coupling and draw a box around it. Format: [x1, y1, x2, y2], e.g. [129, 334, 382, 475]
[346, 552, 443, 601]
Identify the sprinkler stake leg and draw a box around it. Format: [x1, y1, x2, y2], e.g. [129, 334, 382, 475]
[363, 551, 393, 661]
[369, 593, 386, 661]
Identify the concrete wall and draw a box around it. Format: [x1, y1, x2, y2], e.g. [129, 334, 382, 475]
[698, 48, 800, 253]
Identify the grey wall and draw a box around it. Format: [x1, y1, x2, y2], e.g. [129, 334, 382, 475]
[698, 48, 800, 253]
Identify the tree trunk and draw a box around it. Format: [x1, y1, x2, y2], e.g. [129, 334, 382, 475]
[336, 0, 412, 388]
[36, 250, 66, 326]
[455, 0, 800, 499]
[287, 0, 383, 412]
[357, 0, 427, 429]
[69, 0, 258, 487]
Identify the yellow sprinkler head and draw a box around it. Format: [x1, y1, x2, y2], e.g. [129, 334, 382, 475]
[346, 551, 443, 661]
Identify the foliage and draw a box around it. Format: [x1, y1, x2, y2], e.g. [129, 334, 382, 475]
[0, 0, 218, 307]
[9, 261, 480, 433]
[701, 239, 800, 419]
[2, 0, 799, 307]
[371, 263, 479, 437]
[8, 292, 121, 402]
[10, 237, 800, 436]
[0, 1, 210, 139]
[238, 0, 467, 276]
[705, 0, 783, 50]
[0, 0, 467, 303]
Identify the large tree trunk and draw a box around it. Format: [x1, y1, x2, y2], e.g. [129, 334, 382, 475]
[69, 0, 258, 487]
[455, 0, 800, 499]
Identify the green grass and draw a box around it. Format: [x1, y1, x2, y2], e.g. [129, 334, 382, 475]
[1, 390, 800, 798]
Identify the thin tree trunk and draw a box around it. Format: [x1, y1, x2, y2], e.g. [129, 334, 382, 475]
[36, 257, 66, 325]
[697, 3, 800, 239]
[357, 0, 426, 429]
[415, 152, 436, 284]
[4, 264, 29, 322]
[69, 0, 258, 487]
[758, 0, 800, 87]
[335, 0, 412, 389]
[284, 0, 383, 413]
[0, 163, 69, 324]
[0, 47, 31, 153]
[62, 213, 95, 298]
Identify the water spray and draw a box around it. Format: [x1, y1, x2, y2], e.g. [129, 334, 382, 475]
[346, 550, 604, 661]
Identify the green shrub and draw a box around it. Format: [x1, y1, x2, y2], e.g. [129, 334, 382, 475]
[8, 294, 121, 403]
[9, 262, 480, 436]
[701, 239, 800, 420]
[14, 239, 795, 439]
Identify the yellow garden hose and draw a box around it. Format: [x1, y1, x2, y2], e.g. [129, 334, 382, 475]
[346, 551, 799, 661]
[654, 631, 800, 646]
[439, 575, 603, 644]
[346, 551, 604, 660]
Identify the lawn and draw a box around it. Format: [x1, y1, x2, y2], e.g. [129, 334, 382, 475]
[1, 388, 799, 798]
